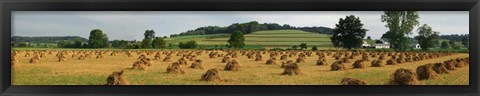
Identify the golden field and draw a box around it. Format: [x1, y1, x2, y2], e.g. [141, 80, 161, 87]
[11, 50, 469, 85]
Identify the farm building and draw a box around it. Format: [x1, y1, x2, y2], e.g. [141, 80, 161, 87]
[362, 41, 371, 48]
[373, 44, 390, 49]
[410, 43, 421, 49]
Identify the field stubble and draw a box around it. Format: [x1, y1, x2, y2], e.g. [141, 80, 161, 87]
[12, 50, 469, 85]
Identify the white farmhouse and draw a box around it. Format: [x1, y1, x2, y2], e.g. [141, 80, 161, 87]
[373, 44, 390, 49]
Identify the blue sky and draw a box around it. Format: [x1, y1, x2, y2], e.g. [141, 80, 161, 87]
[12, 11, 469, 41]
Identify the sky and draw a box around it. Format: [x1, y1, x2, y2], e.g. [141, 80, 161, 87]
[12, 11, 469, 41]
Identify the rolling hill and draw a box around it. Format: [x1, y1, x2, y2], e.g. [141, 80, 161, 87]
[165, 30, 334, 49]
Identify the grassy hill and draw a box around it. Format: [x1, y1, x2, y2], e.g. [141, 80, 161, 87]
[165, 30, 334, 49]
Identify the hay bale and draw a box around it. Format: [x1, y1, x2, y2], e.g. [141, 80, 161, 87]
[296, 57, 305, 63]
[224, 59, 240, 71]
[433, 63, 449, 74]
[106, 70, 129, 85]
[404, 58, 413, 62]
[454, 59, 467, 68]
[361, 56, 370, 62]
[281, 60, 294, 68]
[266, 58, 277, 65]
[335, 56, 341, 60]
[132, 61, 147, 70]
[378, 55, 386, 60]
[153, 53, 161, 60]
[255, 56, 263, 61]
[166, 62, 185, 74]
[386, 59, 397, 65]
[141, 58, 152, 66]
[416, 64, 439, 80]
[316, 59, 328, 66]
[341, 58, 351, 63]
[190, 60, 204, 69]
[201, 69, 223, 82]
[352, 60, 368, 69]
[96, 54, 104, 59]
[281, 63, 302, 75]
[280, 55, 288, 60]
[330, 61, 347, 71]
[138, 54, 147, 60]
[388, 68, 420, 85]
[396, 58, 405, 64]
[444, 60, 456, 70]
[78, 55, 86, 60]
[178, 57, 189, 65]
[370, 59, 385, 67]
[29, 58, 39, 64]
[340, 78, 367, 85]
[163, 56, 172, 62]
[58, 57, 67, 62]
[222, 56, 231, 63]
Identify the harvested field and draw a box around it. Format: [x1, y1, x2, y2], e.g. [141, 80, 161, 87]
[11, 50, 469, 85]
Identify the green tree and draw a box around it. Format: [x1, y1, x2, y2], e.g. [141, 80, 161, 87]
[292, 45, 299, 50]
[57, 40, 72, 48]
[88, 29, 109, 48]
[246, 21, 260, 34]
[299, 43, 307, 49]
[441, 41, 450, 49]
[330, 15, 368, 50]
[141, 30, 155, 48]
[111, 40, 121, 48]
[73, 38, 83, 48]
[449, 40, 460, 49]
[461, 35, 469, 48]
[414, 24, 439, 50]
[144, 30, 155, 40]
[140, 39, 153, 48]
[111, 40, 129, 48]
[178, 40, 197, 49]
[381, 11, 420, 51]
[311, 46, 318, 51]
[227, 31, 245, 48]
[152, 37, 166, 48]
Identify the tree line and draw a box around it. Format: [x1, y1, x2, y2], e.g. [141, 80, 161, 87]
[169, 21, 333, 37]
[12, 36, 88, 43]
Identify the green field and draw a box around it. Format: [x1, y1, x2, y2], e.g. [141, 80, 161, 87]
[165, 30, 334, 49]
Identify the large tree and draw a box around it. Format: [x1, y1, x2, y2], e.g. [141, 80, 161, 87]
[144, 30, 155, 40]
[441, 41, 450, 49]
[140, 39, 153, 48]
[73, 38, 83, 48]
[152, 37, 166, 48]
[227, 31, 245, 48]
[330, 15, 368, 50]
[381, 11, 420, 51]
[88, 29, 109, 48]
[141, 30, 155, 48]
[414, 24, 439, 50]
